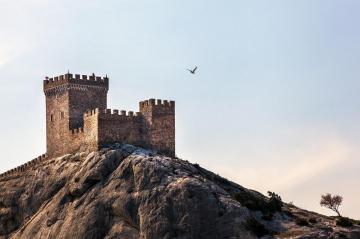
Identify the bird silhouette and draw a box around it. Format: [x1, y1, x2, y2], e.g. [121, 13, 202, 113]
[187, 66, 198, 74]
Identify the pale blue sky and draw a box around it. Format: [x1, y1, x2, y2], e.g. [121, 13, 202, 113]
[0, 0, 359, 218]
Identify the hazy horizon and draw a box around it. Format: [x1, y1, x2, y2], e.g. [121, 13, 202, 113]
[0, 0, 359, 219]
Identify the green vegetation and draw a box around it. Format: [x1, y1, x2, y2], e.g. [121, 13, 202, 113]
[267, 191, 283, 212]
[243, 218, 270, 237]
[193, 163, 200, 169]
[233, 190, 283, 220]
[336, 217, 354, 228]
[234, 191, 267, 212]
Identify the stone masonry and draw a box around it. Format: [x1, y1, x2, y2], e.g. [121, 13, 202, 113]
[43, 72, 175, 157]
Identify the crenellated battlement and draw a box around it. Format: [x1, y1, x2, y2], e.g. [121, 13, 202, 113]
[43, 73, 109, 92]
[99, 108, 142, 118]
[70, 127, 84, 134]
[140, 99, 175, 108]
[0, 154, 48, 181]
[84, 108, 142, 119]
[84, 108, 100, 117]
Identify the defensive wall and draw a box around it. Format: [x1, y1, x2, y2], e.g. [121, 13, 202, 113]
[0, 154, 48, 181]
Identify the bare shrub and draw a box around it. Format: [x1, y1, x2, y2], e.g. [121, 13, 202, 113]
[320, 193, 342, 217]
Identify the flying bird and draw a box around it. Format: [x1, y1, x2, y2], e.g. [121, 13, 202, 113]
[187, 66, 198, 74]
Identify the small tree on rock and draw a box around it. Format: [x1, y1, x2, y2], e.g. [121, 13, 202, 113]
[320, 193, 343, 217]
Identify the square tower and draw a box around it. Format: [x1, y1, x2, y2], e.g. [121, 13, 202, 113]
[139, 99, 175, 156]
[43, 73, 109, 156]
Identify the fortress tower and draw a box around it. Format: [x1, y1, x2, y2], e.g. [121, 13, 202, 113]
[44, 73, 108, 156]
[43, 72, 175, 157]
[140, 99, 175, 156]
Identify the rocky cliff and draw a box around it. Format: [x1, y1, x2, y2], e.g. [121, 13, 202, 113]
[0, 144, 359, 239]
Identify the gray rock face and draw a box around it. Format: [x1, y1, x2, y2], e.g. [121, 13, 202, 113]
[0, 144, 359, 239]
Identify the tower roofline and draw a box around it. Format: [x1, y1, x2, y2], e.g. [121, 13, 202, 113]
[43, 72, 109, 92]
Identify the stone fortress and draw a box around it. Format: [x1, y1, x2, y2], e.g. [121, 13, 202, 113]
[0, 72, 175, 179]
[44, 72, 175, 157]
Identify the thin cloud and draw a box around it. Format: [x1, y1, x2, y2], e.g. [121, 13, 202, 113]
[266, 138, 349, 190]
[219, 130, 351, 193]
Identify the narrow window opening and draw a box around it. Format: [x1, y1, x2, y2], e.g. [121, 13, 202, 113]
[50, 114, 54, 122]
[61, 111, 65, 119]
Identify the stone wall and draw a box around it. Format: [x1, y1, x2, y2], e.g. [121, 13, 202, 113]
[67, 127, 85, 154]
[68, 86, 107, 129]
[81, 102, 176, 157]
[97, 109, 145, 148]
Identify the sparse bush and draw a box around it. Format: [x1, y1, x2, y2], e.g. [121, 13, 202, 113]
[268, 191, 283, 212]
[320, 193, 342, 217]
[243, 218, 270, 237]
[233, 190, 283, 220]
[234, 191, 268, 212]
[336, 217, 353, 228]
[193, 163, 200, 169]
[295, 218, 310, 227]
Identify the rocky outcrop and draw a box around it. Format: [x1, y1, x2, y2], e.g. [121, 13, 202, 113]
[0, 144, 359, 239]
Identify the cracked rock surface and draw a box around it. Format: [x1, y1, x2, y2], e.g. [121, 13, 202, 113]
[0, 144, 359, 239]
